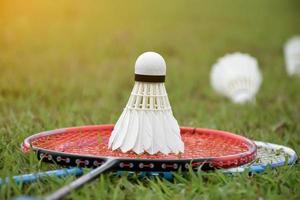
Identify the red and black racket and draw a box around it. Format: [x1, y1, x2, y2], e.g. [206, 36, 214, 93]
[21, 124, 256, 200]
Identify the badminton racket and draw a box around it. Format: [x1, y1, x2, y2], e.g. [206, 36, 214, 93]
[7, 141, 296, 186]
[20, 124, 256, 199]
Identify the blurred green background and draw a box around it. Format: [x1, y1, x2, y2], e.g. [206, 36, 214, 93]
[0, 0, 300, 199]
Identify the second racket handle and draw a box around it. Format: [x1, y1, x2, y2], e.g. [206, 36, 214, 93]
[0, 168, 83, 185]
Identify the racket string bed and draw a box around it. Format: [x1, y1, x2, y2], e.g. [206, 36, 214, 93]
[31, 128, 251, 159]
[222, 141, 297, 174]
[254, 145, 289, 165]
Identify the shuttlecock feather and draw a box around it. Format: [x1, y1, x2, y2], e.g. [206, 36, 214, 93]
[109, 52, 184, 155]
[284, 36, 300, 76]
[210, 52, 262, 104]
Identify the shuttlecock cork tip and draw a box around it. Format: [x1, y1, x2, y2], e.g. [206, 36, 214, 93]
[135, 52, 166, 76]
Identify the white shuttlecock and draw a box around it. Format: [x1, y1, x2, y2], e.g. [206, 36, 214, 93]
[210, 52, 262, 104]
[284, 36, 300, 76]
[109, 52, 184, 155]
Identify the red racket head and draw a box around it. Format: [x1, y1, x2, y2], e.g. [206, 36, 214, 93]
[22, 124, 256, 171]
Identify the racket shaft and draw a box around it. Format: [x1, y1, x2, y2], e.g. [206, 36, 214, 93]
[45, 158, 118, 200]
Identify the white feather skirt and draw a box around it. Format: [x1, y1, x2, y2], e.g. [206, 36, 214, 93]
[210, 53, 262, 104]
[108, 82, 184, 155]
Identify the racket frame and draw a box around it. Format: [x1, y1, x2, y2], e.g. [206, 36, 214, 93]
[22, 125, 257, 171]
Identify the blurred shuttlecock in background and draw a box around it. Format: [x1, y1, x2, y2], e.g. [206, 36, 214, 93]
[210, 52, 262, 104]
[109, 52, 184, 155]
[284, 36, 300, 76]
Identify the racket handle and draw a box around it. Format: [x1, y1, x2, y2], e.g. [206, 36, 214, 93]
[45, 158, 118, 200]
[0, 168, 83, 185]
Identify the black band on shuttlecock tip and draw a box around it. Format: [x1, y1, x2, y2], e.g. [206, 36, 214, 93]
[135, 74, 165, 82]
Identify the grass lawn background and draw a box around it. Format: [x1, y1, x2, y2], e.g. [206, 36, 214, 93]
[0, 0, 300, 199]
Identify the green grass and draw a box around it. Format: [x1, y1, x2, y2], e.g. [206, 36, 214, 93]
[0, 0, 300, 199]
